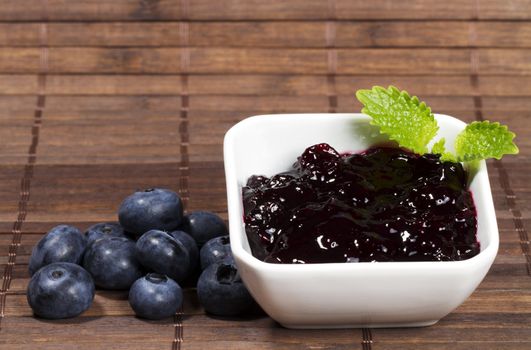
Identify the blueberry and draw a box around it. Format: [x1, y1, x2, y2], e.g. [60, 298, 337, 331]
[180, 211, 228, 247]
[128, 273, 183, 320]
[27, 262, 94, 319]
[136, 230, 190, 283]
[197, 262, 255, 317]
[29, 225, 86, 276]
[82, 237, 142, 290]
[200, 235, 234, 270]
[168, 230, 199, 271]
[118, 188, 184, 237]
[85, 222, 128, 245]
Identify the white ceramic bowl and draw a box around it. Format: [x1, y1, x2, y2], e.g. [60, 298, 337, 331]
[223, 114, 498, 329]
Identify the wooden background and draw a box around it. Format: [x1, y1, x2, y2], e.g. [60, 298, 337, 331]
[0, 0, 530, 349]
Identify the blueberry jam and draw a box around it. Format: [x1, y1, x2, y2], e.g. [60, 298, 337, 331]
[242, 144, 479, 264]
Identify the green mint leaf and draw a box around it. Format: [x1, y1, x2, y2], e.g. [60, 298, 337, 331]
[431, 138, 446, 155]
[356, 86, 438, 155]
[455, 121, 519, 162]
[431, 138, 457, 162]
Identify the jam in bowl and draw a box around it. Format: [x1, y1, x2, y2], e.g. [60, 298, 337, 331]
[243, 144, 479, 264]
[224, 114, 498, 329]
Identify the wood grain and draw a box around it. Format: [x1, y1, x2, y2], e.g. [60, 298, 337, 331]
[2, 75, 531, 97]
[0, 47, 531, 75]
[0, 1, 530, 21]
[0, 75, 477, 96]
[1, 22, 531, 48]
[0, 2, 529, 350]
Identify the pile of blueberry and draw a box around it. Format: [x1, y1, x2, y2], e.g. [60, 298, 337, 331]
[26, 188, 256, 320]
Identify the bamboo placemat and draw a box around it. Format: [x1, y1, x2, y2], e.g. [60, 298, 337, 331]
[0, 1, 529, 349]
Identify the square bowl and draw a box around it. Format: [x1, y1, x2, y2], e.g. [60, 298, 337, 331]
[223, 113, 498, 329]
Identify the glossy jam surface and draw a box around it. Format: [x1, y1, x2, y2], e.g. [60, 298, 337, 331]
[242, 144, 479, 264]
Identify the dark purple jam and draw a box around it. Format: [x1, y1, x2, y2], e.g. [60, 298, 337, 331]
[242, 144, 479, 264]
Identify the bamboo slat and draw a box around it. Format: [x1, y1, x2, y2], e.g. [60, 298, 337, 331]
[0, 2, 529, 349]
[0, 22, 531, 48]
[0, 1, 529, 21]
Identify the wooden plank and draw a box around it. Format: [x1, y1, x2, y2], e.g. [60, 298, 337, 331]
[0, 315, 175, 350]
[0, 47, 529, 75]
[191, 75, 475, 97]
[0, 75, 475, 96]
[45, 75, 183, 95]
[49, 48, 327, 74]
[188, 96, 477, 113]
[1, 0, 531, 21]
[9, 22, 330, 48]
[2, 22, 531, 48]
[0, 48, 471, 74]
[4, 74, 531, 98]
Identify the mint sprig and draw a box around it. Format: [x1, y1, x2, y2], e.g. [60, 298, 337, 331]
[431, 138, 457, 162]
[455, 121, 519, 161]
[356, 85, 519, 163]
[355, 86, 438, 155]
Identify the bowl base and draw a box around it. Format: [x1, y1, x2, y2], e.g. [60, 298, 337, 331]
[280, 319, 439, 329]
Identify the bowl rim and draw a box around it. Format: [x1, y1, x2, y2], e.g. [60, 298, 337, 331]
[224, 113, 499, 273]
